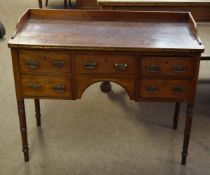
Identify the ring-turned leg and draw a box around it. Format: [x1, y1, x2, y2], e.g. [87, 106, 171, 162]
[173, 102, 180, 129]
[100, 81, 112, 93]
[17, 100, 29, 161]
[181, 104, 193, 165]
[34, 99, 41, 126]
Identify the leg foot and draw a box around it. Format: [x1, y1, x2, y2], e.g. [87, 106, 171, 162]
[100, 81, 111, 93]
[173, 102, 180, 129]
[35, 99, 41, 126]
[17, 100, 29, 161]
[23, 144, 29, 161]
[181, 152, 187, 165]
[181, 104, 193, 165]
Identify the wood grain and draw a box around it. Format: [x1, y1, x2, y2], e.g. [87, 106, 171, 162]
[19, 50, 72, 74]
[140, 79, 190, 99]
[21, 75, 72, 98]
[76, 54, 136, 74]
[8, 9, 204, 53]
[141, 56, 195, 78]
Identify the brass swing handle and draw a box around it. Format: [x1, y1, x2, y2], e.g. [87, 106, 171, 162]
[147, 65, 160, 73]
[115, 63, 128, 71]
[173, 87, 184, 93]
[146, 85, 159, 93]
[29, 83, 41, 89]
[84, 62, 97, 69]
[26, 60, 39, 69]
[53, 85, 65, 93]
[52, 60, 64, 68]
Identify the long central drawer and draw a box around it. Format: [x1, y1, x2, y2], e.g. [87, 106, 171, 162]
[76, 54, 136, 74]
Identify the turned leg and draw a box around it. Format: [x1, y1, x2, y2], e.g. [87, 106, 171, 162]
[100, 81, 112, 93]
[34, 99, 41, 126]
[17, 100, 29, 161]
[181, 104, 193, 165]
[173, 102, 180, 129]
[38, 0, 42, 8]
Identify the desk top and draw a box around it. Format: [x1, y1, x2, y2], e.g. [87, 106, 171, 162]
[9, 9, 204, 53]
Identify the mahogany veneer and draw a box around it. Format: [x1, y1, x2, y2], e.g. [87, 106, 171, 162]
[8, 9, 204, 165]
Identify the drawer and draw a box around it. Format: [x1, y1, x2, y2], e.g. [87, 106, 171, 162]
[19, 50, 71, 74]
[141, 57, 194, 77]
[76, 54, 136, 74]
[140, 79, 190, 99]
[21, 75, 72, 98]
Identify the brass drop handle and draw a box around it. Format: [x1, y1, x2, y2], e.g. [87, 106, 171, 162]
[147, 65, 160, 73]
[173, 87, 184, 93]
[52, 60, 64, 68]
[53, 85, 65, 93]
[146, 85, 158, 93]
[173, 65, 186, 73]
[115, 63, 128, 71]
[84, 62, 97, 70]
[29, 83, 41, 89]
[26, 60, 39, 69]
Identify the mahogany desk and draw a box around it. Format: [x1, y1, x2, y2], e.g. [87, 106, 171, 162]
[8, 9, 204, 165]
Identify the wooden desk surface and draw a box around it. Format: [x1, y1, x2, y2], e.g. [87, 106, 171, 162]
[9, 9, 203, 52]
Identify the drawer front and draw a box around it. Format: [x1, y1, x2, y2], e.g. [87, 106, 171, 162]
[19, 50, 71, 74]
[76, 54, 136, 74]
[21, 75, 72, 98]
[141, 57, 194, 77]
[140, 79, 190, 99]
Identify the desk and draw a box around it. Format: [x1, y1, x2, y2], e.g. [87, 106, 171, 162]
[8, 9, 204, 165]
